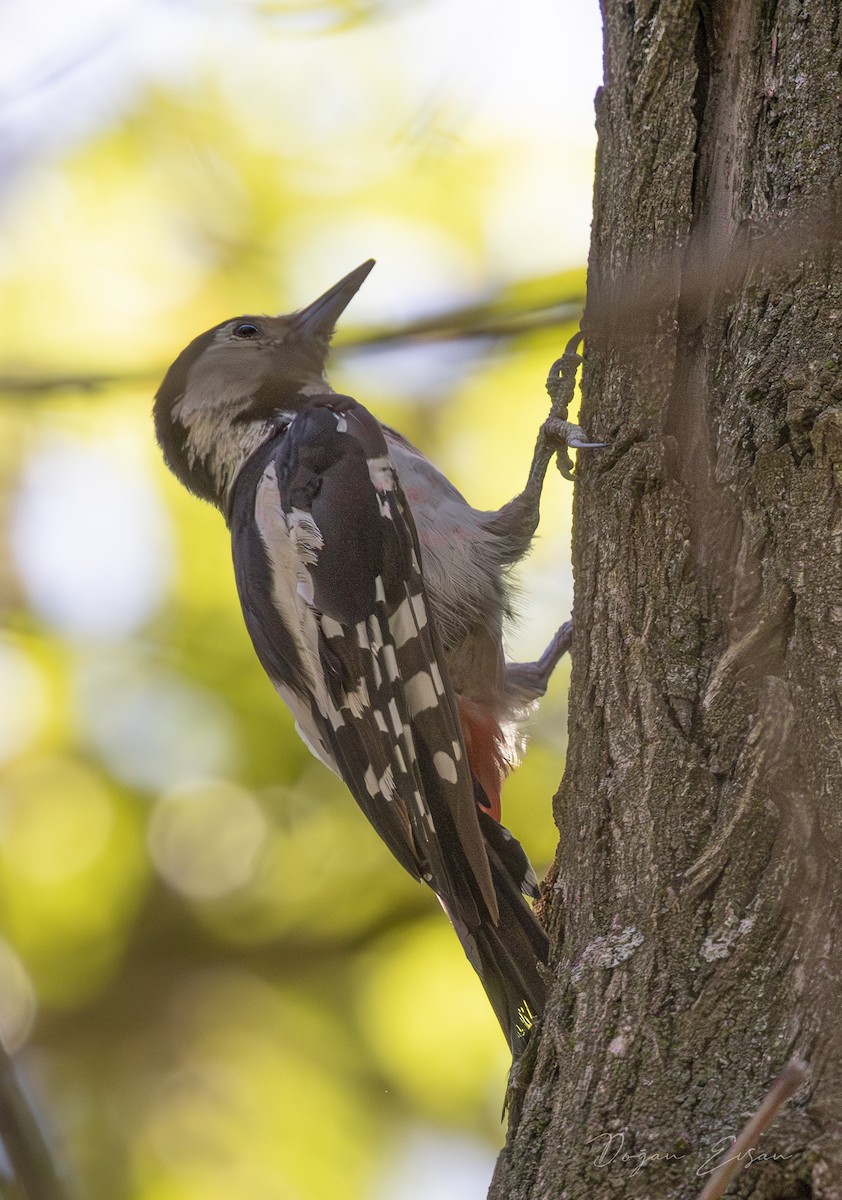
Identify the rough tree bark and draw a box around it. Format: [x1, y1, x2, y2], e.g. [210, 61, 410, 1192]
[491, 2, 842, 1197]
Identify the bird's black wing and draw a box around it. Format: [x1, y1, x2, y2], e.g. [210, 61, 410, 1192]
[230, 397, 551, 1050]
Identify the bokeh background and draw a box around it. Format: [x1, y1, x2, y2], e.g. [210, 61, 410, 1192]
[0, 2, 601, 1196]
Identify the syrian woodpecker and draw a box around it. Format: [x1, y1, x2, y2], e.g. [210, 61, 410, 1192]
[153, 260, 600, 1054]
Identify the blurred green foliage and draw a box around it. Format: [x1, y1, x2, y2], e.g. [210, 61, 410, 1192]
[0, 1, 597, 1196]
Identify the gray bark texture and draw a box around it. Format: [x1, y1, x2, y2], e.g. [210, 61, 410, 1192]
[490, 2, 842, 1198]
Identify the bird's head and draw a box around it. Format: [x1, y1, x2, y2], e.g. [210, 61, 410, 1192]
[154, 259, 375, 509]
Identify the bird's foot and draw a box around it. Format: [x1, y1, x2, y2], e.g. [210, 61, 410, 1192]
[542, 331, 607, 480]
[505, 619, 573, 702]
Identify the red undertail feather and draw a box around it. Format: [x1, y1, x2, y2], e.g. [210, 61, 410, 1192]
[456, 696, 509, 823]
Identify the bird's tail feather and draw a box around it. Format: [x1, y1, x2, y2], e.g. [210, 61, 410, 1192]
[446, 810, 549, 1054]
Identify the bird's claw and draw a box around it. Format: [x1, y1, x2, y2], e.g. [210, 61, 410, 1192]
[541, 416, 607, 480]
[542, 415, 607, 451]
[568, 436, 610, 450]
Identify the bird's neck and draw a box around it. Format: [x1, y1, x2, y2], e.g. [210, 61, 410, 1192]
[178, 376, 334, 510]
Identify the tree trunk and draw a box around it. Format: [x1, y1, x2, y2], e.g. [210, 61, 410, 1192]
[491, 2, 842, 1197]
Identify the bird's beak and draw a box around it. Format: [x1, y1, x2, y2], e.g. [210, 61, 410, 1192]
[290, 259, 375, 337]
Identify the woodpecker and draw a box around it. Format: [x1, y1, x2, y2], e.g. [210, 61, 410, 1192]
[154, 260, 600, 1054]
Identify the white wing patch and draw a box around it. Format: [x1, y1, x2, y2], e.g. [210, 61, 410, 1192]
[274, 681, 338, 775]
[255, 463, 327, 710]
[433, 751, 458, 783]
[389, 597, 418, 648]
[382, 643, 399, 682]
[367, 455, 395, 491]
[429, 662, 445, 696]
[410, 592, 428, 629]
[288, 507, 324, 565]
[342, 678, 370, 718]
[404, 670, 438, 716]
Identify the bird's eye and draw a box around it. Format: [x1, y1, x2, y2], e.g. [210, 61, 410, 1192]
[233, 323, 260, 338]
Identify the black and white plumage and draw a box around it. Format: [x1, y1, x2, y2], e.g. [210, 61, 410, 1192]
[154, 260, 593, 1052]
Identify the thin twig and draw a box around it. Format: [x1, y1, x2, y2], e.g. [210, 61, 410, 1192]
[0, 1037, 70, 1200]
[0, 298, 584, 399]
[2, 200, 839, 400]
[696, 1057, 809, 1200]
